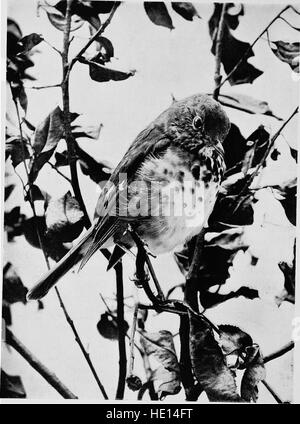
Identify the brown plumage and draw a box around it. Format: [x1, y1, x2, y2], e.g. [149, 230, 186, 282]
[27, 93, 230, 300]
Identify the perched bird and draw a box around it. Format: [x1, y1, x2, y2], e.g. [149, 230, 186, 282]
[27, 93, 230, 300]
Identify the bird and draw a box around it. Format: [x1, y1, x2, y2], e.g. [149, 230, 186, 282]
[27, 93, 230, 300]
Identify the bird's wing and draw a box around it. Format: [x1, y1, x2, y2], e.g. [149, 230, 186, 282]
[80, 122, 172, 269]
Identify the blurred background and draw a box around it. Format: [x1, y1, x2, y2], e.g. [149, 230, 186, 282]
[2, 1, 299, 402]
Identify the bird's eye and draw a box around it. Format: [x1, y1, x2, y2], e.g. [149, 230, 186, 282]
[192, 115, 203, 130]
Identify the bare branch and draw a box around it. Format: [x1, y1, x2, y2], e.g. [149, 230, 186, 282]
[5, 328, 77, 399]
[217, 5, 291, 90]
[264, 341, 294, 364]
[213, 3, 227, 100]
[115, 261, 127, 399]
[54, 287, 108, 399]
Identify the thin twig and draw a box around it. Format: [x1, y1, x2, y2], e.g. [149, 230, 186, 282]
[263, 341, 294, 364]
[54, 287, 108, 399]
[115, 261, 127, 399]
[61, 0, 91, 229]
[5, 328, 77, 399]
[261, 379, 283, 404]
[65, 1, 121, 81]
[25, 84, 61, 90]
[213, 3, 227, 100]
[127, 304, 139, 378]
[47, 161, 72, 183]
[217, 5, 290, 90]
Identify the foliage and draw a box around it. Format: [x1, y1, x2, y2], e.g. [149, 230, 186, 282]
[3, 1, 298, 403]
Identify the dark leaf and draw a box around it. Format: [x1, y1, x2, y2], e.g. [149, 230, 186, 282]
[171, 2, 200, 21]
[290, 147, 298, 162]
[271, 41, 300, 73]
[29, 106, 64, 182]
[5, 184, 15, 201]
[2, 304, 12, 326]
[189, 313, 242, 402]
[241, 345, 266, 402]
[45, 191, 84, 243]
[209, 4, 263, 85]
[270, 148, 280, 161]
[223, 123, 247, 173]
[225, 3, 244, 30]
[18, 33, 44, 54]
[3, 262, 28, 304]
[90, 1, 115, 14]
[210, 192, 255, 227]
[277, 182, 297, 226]
[140, 330, 181, 398]
[44, 6, 84, 32]
[245, 125, 270, 168]
[94, 36, 114, 63]
[206, 227, 248, 251]
[4, 207, 25, 241]
[5, 136, 30, 168]
[216, 94, 281, 120]
[144, 2, 174, 30]
[85, 59, 136, 82]
[24, 185, 51, 206]
[126, 375, 142, 392]
[54, 150, 69, 167]
[76, 145, 112, 184]
[0, 370, 26, 398]
[97, 311, 129, 340]
[55, 0, 101, 29]
[219, 325, 253, 358]
[276, 244, 295, 305]
[22, 216, 69, 261]
[200, 286, 259, 310]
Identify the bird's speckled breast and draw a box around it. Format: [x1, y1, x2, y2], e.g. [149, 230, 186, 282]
[125, 145, 225, 254]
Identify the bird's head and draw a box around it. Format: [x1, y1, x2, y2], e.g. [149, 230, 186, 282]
[162, 93, 231, 154]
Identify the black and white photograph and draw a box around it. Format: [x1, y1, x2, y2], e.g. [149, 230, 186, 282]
[1, 0, 300, 405]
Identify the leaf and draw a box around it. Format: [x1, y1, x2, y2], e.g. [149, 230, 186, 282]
[5, 184, 15, 201]
[18, 33, 44, 54]
[205, 227, 248, 251]
[29, 106, 64, 182]
[276, 244, 295, 305]
[94, 36, 114, 63]
[24, 185, 51, 206]
[223, 123, 247, 173]
[277, 181, 297, 226]
[219, 325, 253, 358]
[45, 192, 84, 243]
[0, 370, 26, 398]
[225, 3, 244, 30]
[96, 311, 129, 340]
[271, 41, 300, 73]
[240, 345, 266, 402]
[73, 123, 103, 140]
[85, 59, 136, 82]
[4, 206, 25, 241]
[208, 4, 263, 85]
[3, 262, 28, 304]
[216, 94, 282, 120]
[55, 0, 101, 29]
[144, 2, 174, 30]
[171, 2, 200, 21]
[140, 330, 181, 399]
[22, 216, 69, 261]
[189, 313, 242, 402]
[6, 136, 30, 168]
[90, 1, 115, 14]
[54, 150, 69, 167]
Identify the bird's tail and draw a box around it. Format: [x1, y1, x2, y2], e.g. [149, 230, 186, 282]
[27, 226, 95, 300]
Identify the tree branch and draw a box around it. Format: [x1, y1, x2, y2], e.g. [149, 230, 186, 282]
[5, 328, 77, 399]
[213, 3, 227, 100]
[261, 379, 284, 404]
[217, 5, 291, 90]
[61, 0, 91, 229]
[264, 341, 294, 364]
[115, 261, 127, 399]
[66, 1, 121, 80]
[54, 287, 108, 399]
